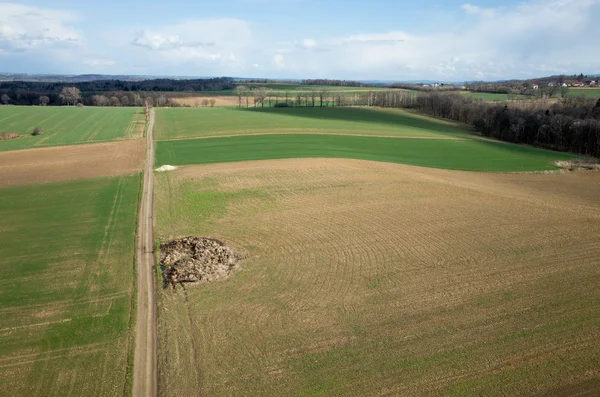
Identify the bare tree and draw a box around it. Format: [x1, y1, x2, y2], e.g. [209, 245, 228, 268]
[156, 94, 167, 107]
[120, 96, 130, 106]
[311, 91, 316, 107]
[59, 87, 81, 106]
[253, 87, 271, 107]
[319, 90, 326, 107]
[209, 99, 216, 108]
[560, 86, 570, 98]
[39, 96, 50, 106]
[1, 94, 10, 105]
[91, 95, 108, 106]
[201, 99, 209, 107]
[234, 86, 247, 108]
[133, 93, 143, 107]
[109, 97, 121, 107]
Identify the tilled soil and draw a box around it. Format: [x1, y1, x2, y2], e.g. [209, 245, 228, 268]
[0, 139, 145, 187]
[160, 237, 240, 287]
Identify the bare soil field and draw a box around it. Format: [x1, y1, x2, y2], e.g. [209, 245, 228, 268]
[172, 96, 240, 107]
[155, 159, 600, 396]
[0, 139, 145, 187]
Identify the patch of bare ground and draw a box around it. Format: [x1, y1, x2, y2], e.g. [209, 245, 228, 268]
[160, 237, 241, 287]
[0, 139, 145, 187]
[156, 159, 600, 397]
[555, 159, 600, 171]
[172, 96, 240, 107]
[0, 132, 20, 140]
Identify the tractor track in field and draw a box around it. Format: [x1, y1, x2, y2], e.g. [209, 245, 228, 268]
[132, 109, 157, 397]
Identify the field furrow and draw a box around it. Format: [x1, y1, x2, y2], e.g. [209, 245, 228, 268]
[155, 158, 600, 396]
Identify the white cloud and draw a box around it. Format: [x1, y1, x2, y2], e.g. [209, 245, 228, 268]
[273, 54, 285, 68]
[0, 2, 80, 53]
[461, 3, 498, 17]
[1, 0, 599, 80]
[130, 19, 252, 65]
[296, 38, 317, 49]
[272, 0, 600, 80]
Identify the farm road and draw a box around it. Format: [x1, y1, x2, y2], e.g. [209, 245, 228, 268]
[133, 109, 158, 397]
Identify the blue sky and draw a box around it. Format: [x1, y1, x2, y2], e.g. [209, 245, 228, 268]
[1, 0, 599, 80]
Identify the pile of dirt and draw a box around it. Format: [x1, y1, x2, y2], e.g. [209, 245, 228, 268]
[555, 160, 600, 171]
[160, 237, 240, 287]
[0, 132, 20, 140]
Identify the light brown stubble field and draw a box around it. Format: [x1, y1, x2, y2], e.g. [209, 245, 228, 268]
[0, 139, 145, 187]
[155, 159, 600, 396]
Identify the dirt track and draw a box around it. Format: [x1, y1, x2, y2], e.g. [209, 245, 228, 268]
[132, 109, 157, 397]
[0, 140, 145, 187]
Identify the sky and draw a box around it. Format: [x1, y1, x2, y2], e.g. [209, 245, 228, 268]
[1, 0, 599, 81]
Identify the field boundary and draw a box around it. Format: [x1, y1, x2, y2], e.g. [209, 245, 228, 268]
[132, 109, 158, 397]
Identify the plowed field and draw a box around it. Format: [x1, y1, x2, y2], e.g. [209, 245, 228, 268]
[155, 159, 600, 396]
[0, 139, 145, 187]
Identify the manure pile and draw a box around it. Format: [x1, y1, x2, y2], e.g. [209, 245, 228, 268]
[160, 237, 239, 287]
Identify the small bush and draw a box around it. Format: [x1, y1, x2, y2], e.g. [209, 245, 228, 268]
[32, 127, 44, 136]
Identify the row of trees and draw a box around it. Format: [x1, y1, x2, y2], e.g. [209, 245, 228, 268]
[0, 87, 188, 107]
[369, 90, 600, 158]
[233, 85, 371, 108]
[0, 77, 235, 106]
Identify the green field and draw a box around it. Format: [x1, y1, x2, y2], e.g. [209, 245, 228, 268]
[155, 108, 573, 172]
[0, 106, 145, 151]
[461, 92, 522, 101]
[155, 107, 469, 141]
[568, 88, 600, 98]
[182, 84, 391, 97]
[0, 175, 140, 396]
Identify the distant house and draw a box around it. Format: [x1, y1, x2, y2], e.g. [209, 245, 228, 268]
[573, 82, 585, 87]
[532, 84, 539, 89]
[432, 82, 440, 88]
[590, 80, 597, 86]
[562, 83, 569, 87]
[548, 82, 555, 87]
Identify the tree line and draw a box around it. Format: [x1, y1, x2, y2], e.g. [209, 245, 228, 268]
[0, 87, 188, 107]
[369, 91, 600, 158]
[229, 86, 599, 157]
[0, 77, 234, 106]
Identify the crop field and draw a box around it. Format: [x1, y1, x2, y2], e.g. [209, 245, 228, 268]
[0, 140, 145, 187]
[0, 106, 145, 151]
[155, 107, 476, 141]
[190, 84, 391, 96]
[154, 108, 573, 172]
[0, 175, 140, 396]
[569, 88, 600, 98]
[461, 92, 526, 101]
[155, 159, 600, 396]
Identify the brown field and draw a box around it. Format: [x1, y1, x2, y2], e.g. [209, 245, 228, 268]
[155, 159, 600, 396]
[172, 96, 241, 107]
[0, 139, 145, 187]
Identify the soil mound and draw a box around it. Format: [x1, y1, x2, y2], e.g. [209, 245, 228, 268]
[0, 133, 20, 140]
[554, 160, 600, 171]
[160, 237, 240, 287]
